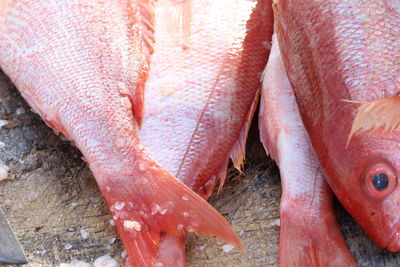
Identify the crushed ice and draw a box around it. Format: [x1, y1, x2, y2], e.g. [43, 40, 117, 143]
[0, 161, 9, 182]
[80, 229, 89, 240]
[222, 244, 234, 253]
[93, 255, 119, 267]
[123, 220, 141, 231]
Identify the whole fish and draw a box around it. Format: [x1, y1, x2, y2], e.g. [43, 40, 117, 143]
[138, 0, 273, 265]
[274, 0, 400, 251]
[0, 1, 241, 266]
[259, 34, 356, 266]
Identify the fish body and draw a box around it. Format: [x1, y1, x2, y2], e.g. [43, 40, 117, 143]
[274, 0, 400, 250]
[0, 1, 241, 266]
[140, 0, 273, 199]
[138, 0, 273, 264]
[259, 34, 355, 266]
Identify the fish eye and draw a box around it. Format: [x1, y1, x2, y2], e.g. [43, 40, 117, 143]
[364, 163, 396, 198]
[372, 173, 389, 191]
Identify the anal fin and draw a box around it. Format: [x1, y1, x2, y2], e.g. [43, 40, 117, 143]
[229, 89, 260, 172]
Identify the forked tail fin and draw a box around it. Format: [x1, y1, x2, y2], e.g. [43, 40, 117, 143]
[100, 157, 242, 266]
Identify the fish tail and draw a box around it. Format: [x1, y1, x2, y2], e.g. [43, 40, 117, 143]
[157, 234, 187, 267]
[100, 157, 242, 266]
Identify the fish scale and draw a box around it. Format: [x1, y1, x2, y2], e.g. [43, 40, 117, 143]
[0, 1, 243, 266]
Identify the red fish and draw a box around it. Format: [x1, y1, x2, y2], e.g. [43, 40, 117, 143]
[0, 1, 241, 266]
[259, 34, 356, 266]
[138, 0, 273, 265]
[274, 0, 400, 252]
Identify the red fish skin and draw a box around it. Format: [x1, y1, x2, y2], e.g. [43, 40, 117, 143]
[139, 0, 273, 198]
[259, 34, 356, 266]
[0, 1, 241, 266]
[274, 0, 400, 250]
[138, 0, 273, 264]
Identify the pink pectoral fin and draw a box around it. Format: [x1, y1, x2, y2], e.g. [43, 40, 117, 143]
[347, 96, 400, 144]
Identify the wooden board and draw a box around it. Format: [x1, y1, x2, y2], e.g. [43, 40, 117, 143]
[1, 70, 400, 266]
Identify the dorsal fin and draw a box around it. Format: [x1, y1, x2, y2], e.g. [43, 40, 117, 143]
[126, 0, 155, 127]
[167, 0, 192, 49]
[129, 0, 155, 57]
[347, 96, 400, 145]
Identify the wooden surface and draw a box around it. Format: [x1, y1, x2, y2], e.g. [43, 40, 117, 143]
[1, 70, 400, 267]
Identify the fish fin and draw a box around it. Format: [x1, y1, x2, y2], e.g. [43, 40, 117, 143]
[132, 80, 146, 128]
[217, 158, 230, 194]
[166, 0, 192, 49]
[347, 96, 400, 145]
[229, 89, 260, 172]
[126, 0, 155, 127]
[157, 234, 187, 267]
[130, 0, 155, 56]
[103, 158, 242, 266]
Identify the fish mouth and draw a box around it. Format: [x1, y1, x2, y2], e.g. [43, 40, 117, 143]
[387, 219, 400, 252]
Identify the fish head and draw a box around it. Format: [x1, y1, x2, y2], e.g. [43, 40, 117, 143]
[332, 128, 400, 251]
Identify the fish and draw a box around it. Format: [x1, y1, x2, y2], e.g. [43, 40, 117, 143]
[259, 34, 356, 266]
[138, 0, 273, 265]
[0, 1, 242, 266]
[273, 0, 400, 252]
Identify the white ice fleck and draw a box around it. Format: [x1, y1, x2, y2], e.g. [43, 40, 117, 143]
[238, 230, 244, 236]
[71, 202, 78, 207]
[60, 259, 92, 267]
[0, 120, 8, 128]
[222, 244, 234, 253]
[114, 201, 125, 211]
[109, 219, 115, 226]
[124, 220, 141, 231]
[138, 162, 147, 171]
[64, 243, 73, 250]
[0, 142, 5, 149]
[182, 195, 189, 201]
[108, 237, 116, 245]
[16, 107, 26, 115]
[159, 206, 168, 215]
[80, 229, 89, 240]
[28, 191, 37, 201]
[0, 162, 9, 182]
[154, 262, 164, 267]
[271, 219, 280, 227]
[3, 199, 12, 207]
[90, 197, 99, 203]
[93, 255, 119, 267]
[121, 249, 127, 258]
[197, 245, 206, 251]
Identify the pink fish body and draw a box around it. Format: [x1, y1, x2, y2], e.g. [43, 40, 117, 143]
[0, 1, 241, 266]
[140, 0, 273, 198]
[259, 34, 356, 266]
[274, 0, 400, 251]
[138, 0, 273, 264]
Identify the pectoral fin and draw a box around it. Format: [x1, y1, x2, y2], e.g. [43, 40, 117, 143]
[347, 96, 400, 144]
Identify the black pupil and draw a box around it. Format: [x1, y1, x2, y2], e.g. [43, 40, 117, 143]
[372, 173, 389, 191]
